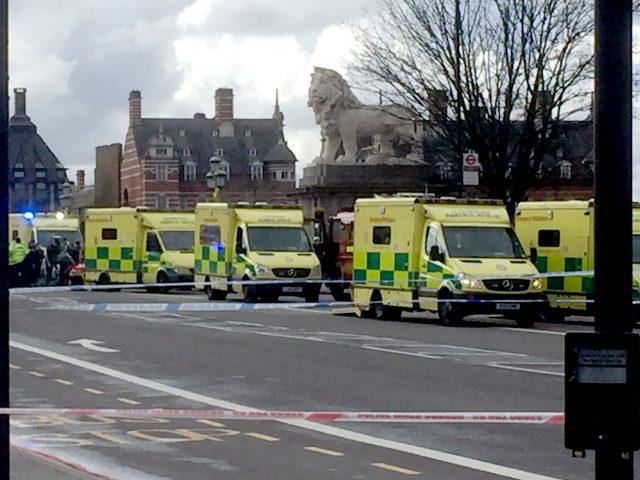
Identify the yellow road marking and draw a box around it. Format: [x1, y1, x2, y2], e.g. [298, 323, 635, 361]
[28, 371, 45, 377]
[88, 431, 130, 445]
[84, 388, 104, 395]
[304, 446, 344, 457]
[196, 419, 226, 428]
[54, 379, 73, 386]
[117, 398, 141, 405]
[245, 432, 279, 442]
[372, 463, 420, 475]
[9, 364, 20, 370]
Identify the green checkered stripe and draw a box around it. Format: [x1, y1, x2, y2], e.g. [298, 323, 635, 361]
[536, 255, 593, 293]
[353, 251, 419, 288]
[424, 260, 455, 290]
[195, 245, 230, 276]
[85, 245, 140, 272]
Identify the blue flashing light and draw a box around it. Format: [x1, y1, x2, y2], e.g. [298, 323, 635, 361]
[23, 211, 35, 221]
[217, 242, 224, 253]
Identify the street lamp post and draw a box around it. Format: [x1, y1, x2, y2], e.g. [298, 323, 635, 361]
[205, 155, 227, 200]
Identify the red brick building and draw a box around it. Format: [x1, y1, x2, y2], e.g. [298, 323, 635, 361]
[121, 88, 297, 209]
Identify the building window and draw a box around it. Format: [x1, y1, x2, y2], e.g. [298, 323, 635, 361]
[250, 161, 263, 181]
[249, 148, 258, 157]
[215, 148, 224, 157]
[272, 171, 277, 179]
[212, 130, 219, 137]
[280, 171, 288, 180]
[183, 163, 197, 181]
[559, 161, 572, 179]
[245, 130, 252, 137]
[289, 170, 295, 181]
[155, 148, 168, 156]
[183, 148, 191, 157]
[13, 169, 24, 179]
[156, 165, 168, 181]
[36, 170, 46, 178]
[179, 130, 186, 137]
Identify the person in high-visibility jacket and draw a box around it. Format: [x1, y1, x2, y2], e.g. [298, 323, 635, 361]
[9, 238, 28, 287]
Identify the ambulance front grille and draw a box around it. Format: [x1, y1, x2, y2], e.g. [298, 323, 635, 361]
[273, 268, 311, 278]
[482, 279, 530, 292]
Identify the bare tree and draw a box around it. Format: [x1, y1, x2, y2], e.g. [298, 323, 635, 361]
[351, 0, 593, 214]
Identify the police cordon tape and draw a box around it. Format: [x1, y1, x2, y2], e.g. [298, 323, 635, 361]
[0, 407, 565, 424]
[9, 268, 614, 295]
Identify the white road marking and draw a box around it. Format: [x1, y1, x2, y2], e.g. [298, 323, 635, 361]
[11, 339, 561, 480]
[499, 328, 565, 336]
[68, 339, 120, 353]
[488, 363, 564, 377]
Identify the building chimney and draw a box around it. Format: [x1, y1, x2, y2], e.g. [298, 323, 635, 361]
[128, 90, 142, 126]
[76, 170, 85, 190]
[14, 88, 27, 117]
[214, 88, 234, 122]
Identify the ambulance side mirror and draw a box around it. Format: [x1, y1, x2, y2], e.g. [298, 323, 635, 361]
[429, 245, 444, 263]
[529, 247, 538, 264]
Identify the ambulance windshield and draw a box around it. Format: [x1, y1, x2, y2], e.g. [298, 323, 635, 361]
[159, 231, 194, 251]
[247, 226, 313, 252]
[443, 226, 526, 259]
[633, 235, 640, 264]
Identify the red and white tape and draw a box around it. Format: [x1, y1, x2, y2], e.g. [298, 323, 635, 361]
[1, 408, 565, 424]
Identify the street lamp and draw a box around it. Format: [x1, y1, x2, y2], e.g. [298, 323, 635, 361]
[59, 179, 73, 212]
[206, 155, 227, 200]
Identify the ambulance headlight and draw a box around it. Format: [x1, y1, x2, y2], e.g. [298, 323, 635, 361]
[532, 278, 543, 290]
[457, 273, 482, 289]
[255, 263, 269, 275]
[311, 264, 322, 277]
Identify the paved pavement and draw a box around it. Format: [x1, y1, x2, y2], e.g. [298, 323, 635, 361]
[7, 288, 634, 479]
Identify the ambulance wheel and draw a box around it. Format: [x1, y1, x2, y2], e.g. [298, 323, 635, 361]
[205, 287, 227, 301]
[515, 315, 535, 328]
[97, 273, 120, 292]
[157, 271, 170, 293]
[369, 291, 402, 321]
[243, 283, 258, 303]
[538, 306, 565, 324]
[437, 291, 461, 326]
[304, 288, 320, 303]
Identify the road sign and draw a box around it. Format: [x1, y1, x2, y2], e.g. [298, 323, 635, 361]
[462, 151, 480, 186]
[464, 153, 478, 168]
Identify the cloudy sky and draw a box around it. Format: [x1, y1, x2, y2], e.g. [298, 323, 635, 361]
[8, 0, 375, 184]
[8, 1, 640, 197]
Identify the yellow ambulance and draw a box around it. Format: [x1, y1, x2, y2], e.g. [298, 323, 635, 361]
[84, 207, 194, 288]
[195, 202, 322, 302]
[515, 200, 640, 321]
[352, 196, 544, 326]
[9, 212, 82, 247]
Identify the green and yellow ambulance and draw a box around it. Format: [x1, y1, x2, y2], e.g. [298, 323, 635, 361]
[515, 200, 640, 321]
[352, 196, 544, 326]
[195, 202, 322, 302]
[83, 207, 194, 288]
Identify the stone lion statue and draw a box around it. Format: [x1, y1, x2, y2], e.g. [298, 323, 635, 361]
[307, 66, 420, 164]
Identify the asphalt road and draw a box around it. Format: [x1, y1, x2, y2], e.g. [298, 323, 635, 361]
[8, 288, 635, 479]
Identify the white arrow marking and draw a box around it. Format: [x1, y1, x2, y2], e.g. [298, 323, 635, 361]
[68, 339, 120, 353]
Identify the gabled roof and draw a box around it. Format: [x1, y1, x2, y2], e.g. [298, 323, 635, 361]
[9, 113, 66, 183]
[131, 116, 297, 175]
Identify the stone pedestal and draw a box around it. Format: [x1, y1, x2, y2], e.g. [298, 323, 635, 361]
[291, 163, 431, 218]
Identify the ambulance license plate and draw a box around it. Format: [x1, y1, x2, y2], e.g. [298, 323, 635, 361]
[283, 287, 303, 293]
[497, 303, 520, 311]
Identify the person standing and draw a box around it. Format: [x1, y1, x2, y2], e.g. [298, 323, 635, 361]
[46, 237, 61, 285]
